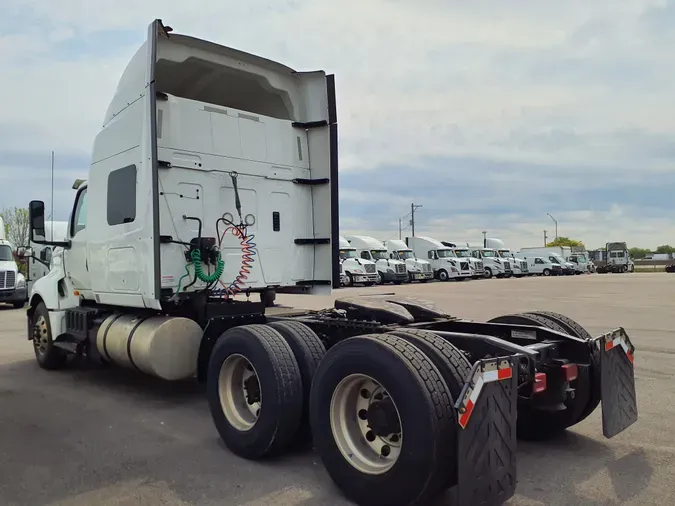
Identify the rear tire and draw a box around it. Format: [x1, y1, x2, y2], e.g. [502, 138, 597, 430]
[310, 334, 455, 506]
[207, 325, 303, 459]
[524, 311, 600, 425]
[32, 302, 67, 370]
[488, 313, 591, 440]
[267, 321, 326, 441]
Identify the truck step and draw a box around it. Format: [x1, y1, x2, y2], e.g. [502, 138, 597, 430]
[65, 307, 102, 342]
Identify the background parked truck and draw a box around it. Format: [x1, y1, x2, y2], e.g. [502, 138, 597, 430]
[406, 236, 472, 281]
[345, 235, 408, 284]
[441, 241, 485, 278]
[596, 242, 635, 273]
[0, 216, 28, 308]
[485, 238, 530, 277]
[383, 239, 433, 283]
[338, 236, 378, 286]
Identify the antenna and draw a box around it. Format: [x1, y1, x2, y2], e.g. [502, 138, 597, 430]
[51, 150, 54, 242]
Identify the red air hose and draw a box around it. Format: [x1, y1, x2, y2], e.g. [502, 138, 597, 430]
[217, 226, 257, 297]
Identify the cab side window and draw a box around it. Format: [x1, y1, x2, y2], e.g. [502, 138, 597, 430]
[428, 251, 434, 260]
[535, 258, 544, 264]
[72, 189, 88, 236]
[361, 251, 370, 260]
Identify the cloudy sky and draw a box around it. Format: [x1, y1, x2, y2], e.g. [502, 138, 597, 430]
[1, 0, 673, 250]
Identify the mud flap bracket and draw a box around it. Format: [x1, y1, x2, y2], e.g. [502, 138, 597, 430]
[595, 328, 638, 438]
[455, 356, 518, 506]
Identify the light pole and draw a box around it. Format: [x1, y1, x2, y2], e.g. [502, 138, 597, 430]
[543, 229, 548, 246]
[547, 213, 558, 239]
[482, 231, 487, 247]
[410, 203, 422, 237]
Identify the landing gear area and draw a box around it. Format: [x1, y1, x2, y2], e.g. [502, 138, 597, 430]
[28, 293, 638, 506]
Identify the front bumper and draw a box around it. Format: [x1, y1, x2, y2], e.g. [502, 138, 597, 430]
[351, 273, 379, 284]
[409, 271, 433, 281]
[0, 287, 26, 303]
[382, 271, 408, 282]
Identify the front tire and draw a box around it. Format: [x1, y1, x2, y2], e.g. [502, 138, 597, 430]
[13, 301, 24, 309]
[542, 268, 551, 276]
[438, 269, 449, 281]
[32, 302, 67, 370]
[310, 334, 455, 506]
[207, 325, 303, 459]
[484, 267, 493, 279]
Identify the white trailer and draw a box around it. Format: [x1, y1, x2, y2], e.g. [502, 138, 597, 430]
[406, 236, 472, 281]
[344, 235, 408, 284]
[338, 236, 378, 286]
[23, 19, 639, 506]
[384, 239, 433, 283]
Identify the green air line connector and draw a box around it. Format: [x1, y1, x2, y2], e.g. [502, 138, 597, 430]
[190, 248, 225, 284]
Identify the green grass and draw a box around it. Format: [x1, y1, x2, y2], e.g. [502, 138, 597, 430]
[634, 266, 667, 273]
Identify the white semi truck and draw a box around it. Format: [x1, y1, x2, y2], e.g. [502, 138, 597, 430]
[0, 217, 28, 308]
[440, 241, 485, 279]
[406, 236, 472, 281]
[338, 236, 378, 286]
[467, 245, 513, 279]
[23, 19, 639, 506]
[384, 239, 433, 283]
[596, 242, 635, 274]
[485, 238, 530, 277]
[344, 235, 408, 284]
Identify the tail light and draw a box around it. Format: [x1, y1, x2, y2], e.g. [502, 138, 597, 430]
[533, 372, 547, 393]
[561, 363, 578, 382]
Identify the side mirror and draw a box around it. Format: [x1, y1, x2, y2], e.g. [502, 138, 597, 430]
[29, 200, 46, 242]
[16, 247, 33, 258]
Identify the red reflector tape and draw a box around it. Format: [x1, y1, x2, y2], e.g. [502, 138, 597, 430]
[458, 360, 513, 429]
[626, 350, 634, 364]
[604, 331, 635, 365]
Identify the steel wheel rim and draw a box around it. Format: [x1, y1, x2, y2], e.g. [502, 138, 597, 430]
[218, 354, 261, 431]
[330, 374, 403, 475]
[33, 315, 48, 356]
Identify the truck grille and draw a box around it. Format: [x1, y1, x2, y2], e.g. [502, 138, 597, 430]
[423, 263, 432, 272]
[364, 264, 376, 273]
[503, 262, 510, 270]
[460, 262, 469, 270]
[395, 264, 406, 274]
[520, 261, 528, 272]
[0, 271, 16, 289]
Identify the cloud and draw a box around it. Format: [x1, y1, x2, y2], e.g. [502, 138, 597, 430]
[0, 0, 673, 249]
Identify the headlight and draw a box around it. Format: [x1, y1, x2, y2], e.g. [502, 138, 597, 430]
[387, 268, 394, 273]
[16, 278, 25, 288]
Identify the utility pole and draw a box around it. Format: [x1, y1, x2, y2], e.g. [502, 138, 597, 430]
[399, 217, 402, 240]
[544, 229, 548, 246]
[482, 231, 487, 247]
[410, 203, 422, 237]
[547, 213, 558, 239]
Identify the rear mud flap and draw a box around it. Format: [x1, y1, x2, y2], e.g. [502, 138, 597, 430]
[455, 357, 518, 506]
[596, 328, 638, 438]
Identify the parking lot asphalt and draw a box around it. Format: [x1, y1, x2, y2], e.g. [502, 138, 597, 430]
[1, 273, 674, 506]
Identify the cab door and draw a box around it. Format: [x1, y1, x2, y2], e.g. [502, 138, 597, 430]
[63, 187, 91, 293]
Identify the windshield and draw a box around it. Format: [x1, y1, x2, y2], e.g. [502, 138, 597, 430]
[371, 250, 389, 260]
[437, 249, 456, 258]
[0, 245, 12, 261]
[454, 249, 471, 258]
[481, 250, 496, 257]
[396, 250, 414, 260]
[498, 250, 513, 258]
[339, 249, 357, 260]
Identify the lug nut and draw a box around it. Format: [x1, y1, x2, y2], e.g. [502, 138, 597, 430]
[358, 409, 368, 420]
[360, 389, 371, 399]
[389, 434, 399, 443]
[366, 431, 376, 442]
[381, 445, 391, 457]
